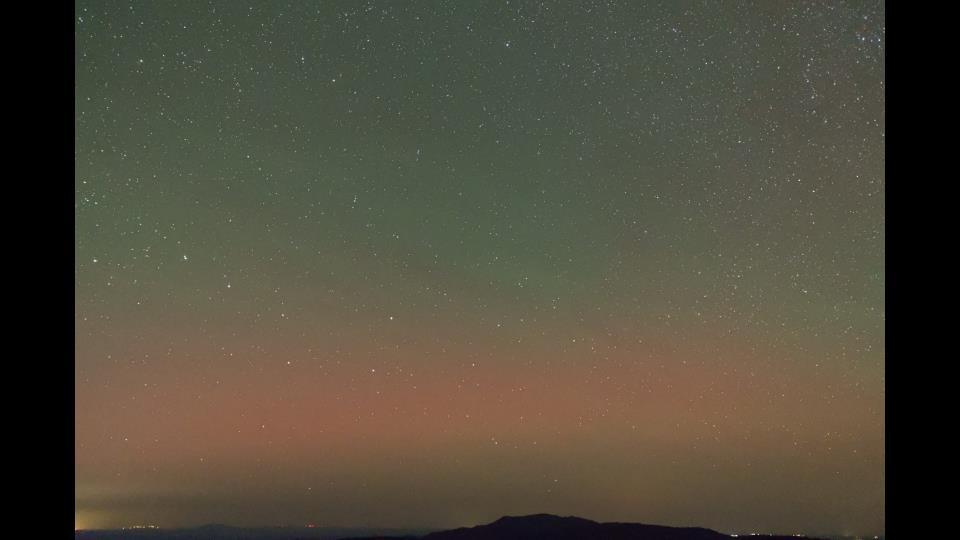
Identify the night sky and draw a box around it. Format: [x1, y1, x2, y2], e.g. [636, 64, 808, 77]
[75, 1, 884, 536]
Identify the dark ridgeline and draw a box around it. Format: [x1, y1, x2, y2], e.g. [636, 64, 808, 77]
[348, 514, 829, 540]
[350, 514, 722, 540]
[76, 515, 838, 540]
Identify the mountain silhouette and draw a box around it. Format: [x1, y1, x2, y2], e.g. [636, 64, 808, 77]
[347, 514, 828, 540]
[425, 514, 724, 540]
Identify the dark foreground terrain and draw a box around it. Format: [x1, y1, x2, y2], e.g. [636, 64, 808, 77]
[77, 514, 861, 540]
[347, 514, 829, 540]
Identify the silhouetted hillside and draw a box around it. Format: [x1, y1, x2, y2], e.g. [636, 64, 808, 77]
[347, 514, 830, 540]
[424, 514, 723, 540]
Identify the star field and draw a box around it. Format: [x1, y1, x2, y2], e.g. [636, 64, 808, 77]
[76, 1, 884, 536]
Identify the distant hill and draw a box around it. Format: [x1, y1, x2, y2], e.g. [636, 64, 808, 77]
[346, 514, 829, 540]
[76, 515, 842, 540]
